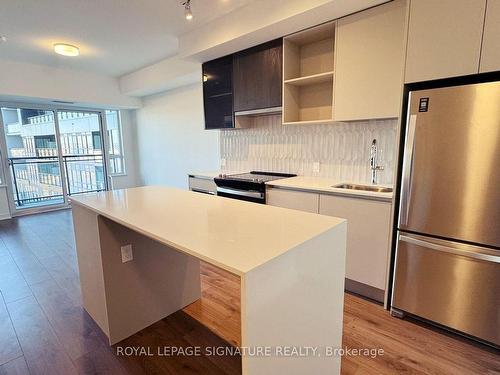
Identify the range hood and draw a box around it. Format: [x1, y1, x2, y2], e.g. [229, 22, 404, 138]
[234, 106, 282, 127]
[234, 106, 282, 117]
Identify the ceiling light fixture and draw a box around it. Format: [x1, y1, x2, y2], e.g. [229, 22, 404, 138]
[0, 36, 7, 43]
[183, 0, 193, 20]
[54, 43, 79, 57]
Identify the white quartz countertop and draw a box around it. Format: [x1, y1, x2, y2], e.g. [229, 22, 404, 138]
[266, 176, 394, 201]
[70, 186, 345, 276]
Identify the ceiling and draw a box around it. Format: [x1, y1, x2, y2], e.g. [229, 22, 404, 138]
[0, 0, 252, 77]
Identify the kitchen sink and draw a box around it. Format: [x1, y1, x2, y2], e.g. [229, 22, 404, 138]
[332, 183, 393, 193]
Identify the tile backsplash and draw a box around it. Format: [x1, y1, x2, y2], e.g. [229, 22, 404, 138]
[220, 115, 398, 185]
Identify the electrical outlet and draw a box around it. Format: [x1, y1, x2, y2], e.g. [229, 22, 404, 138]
[121, 244, 133, 263]
[313, 162, 320, 173]
[221, 158, 226, 167]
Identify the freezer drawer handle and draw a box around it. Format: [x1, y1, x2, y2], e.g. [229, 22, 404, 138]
[399, 235, 500, 263]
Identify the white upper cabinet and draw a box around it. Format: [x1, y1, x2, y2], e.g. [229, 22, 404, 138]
[334, 0, 407, 121]
[405, 0, 487, 83]
[480, 0, 500, 73]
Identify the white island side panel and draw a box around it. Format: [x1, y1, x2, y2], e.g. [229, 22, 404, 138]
[241, 222, 347, 374]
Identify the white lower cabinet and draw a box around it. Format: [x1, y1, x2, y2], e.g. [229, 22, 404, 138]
[319, 194, 391, 301]
[266, 188, 319, 213]
[266, 187, 392, 302]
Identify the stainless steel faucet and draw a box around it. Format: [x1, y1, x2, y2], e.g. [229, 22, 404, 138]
[370, 139, 384, 184]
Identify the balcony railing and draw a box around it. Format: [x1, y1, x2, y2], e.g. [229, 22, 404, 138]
[8, 154, 106, 207]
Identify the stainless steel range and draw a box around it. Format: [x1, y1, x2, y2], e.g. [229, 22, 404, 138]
[214, 171, 296, 204]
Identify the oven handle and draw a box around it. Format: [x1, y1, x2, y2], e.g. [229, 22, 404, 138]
[217, 187, 264, 199]
[191, 188, 216, 195]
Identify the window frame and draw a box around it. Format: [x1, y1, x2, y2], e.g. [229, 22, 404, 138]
[105, 110, 126, 176]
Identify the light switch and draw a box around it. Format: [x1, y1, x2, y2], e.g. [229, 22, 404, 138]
[313, 162, 320, 173]
[121, 244, 133, 263]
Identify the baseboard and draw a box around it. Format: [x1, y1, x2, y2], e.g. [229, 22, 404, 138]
[0, 213, 12, 221]
[345, 278, 385, 303]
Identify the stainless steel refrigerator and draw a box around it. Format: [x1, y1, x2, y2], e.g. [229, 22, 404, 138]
[391, 81, 500, 347]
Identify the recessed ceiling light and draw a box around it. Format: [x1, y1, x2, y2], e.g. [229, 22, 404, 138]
[0, 36, 7, 43]
[54, 43, 79, 57]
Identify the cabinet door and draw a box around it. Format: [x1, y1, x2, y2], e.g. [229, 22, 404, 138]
[203, 56, 234, 129]
[233, 39, 282, 112]
[319, 194, 391, 291]
[266, 188, 319, 213]
[480, 0, 500, 73]
[405, 0, 486, 83]
[334, 0, 406, 121]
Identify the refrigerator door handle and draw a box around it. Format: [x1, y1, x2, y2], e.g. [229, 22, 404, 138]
[400, 113, 417, 227]
[399, 234, 500, 263]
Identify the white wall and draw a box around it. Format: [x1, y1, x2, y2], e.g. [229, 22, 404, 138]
[135, 83, 220, 189]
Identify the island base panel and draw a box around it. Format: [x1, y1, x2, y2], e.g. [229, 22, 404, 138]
[72, 204, 110, 337]
[72, 205, 201, 345]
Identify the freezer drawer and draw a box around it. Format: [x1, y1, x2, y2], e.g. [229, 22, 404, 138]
[392, 232, 500, 346]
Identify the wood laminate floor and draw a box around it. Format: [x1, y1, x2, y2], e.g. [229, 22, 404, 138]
[0, 209, 498, 375]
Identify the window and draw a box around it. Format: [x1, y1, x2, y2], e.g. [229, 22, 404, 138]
[105, 110, 125, 175]
[91, 131, 102, 150]
[34, 135, 57, 150]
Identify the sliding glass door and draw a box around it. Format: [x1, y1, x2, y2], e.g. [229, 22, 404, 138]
[1, 107, 65, 209]
[0, 106, 108, 213]
[58, 111, 106, 196]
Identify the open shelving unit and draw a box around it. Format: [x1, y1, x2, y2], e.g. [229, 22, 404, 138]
[282, 22, 335, 125]
[284, 71, 334, 86]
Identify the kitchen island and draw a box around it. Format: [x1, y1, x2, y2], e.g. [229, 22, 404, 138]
[70, 186, 347, 374]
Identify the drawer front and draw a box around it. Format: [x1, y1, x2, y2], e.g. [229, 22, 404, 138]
[266, 188, 319, 213]
[188, 177, 217, 194]
[392, 233, 500, 346]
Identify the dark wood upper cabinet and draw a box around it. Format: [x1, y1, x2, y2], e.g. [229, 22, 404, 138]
[233, 39, 283, 113]
[202, 55, 234, 129]
[202, 39, 283, 129]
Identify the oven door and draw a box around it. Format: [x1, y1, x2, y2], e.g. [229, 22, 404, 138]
[216, 187, 265, 204]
